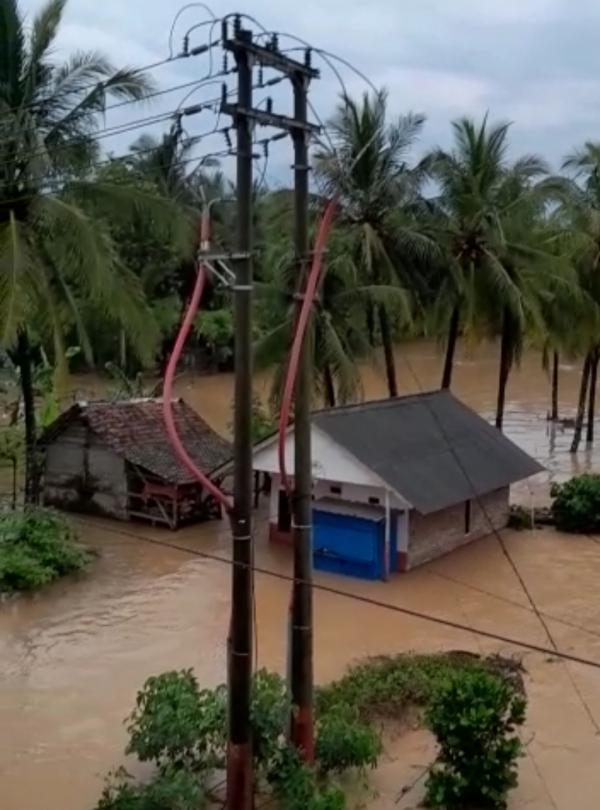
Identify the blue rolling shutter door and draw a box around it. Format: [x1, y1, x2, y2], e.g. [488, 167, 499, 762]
[313, 509, 384, 580]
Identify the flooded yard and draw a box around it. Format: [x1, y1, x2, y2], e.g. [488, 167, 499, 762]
[2, 340, 600, 809]
[2, 517, 600, 809]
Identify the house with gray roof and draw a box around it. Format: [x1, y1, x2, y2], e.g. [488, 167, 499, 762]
[251, 390, 543, 580]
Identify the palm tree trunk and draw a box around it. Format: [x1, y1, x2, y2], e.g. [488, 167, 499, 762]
[551, 350, 559, 421]
[441, 305, 460, 390]
[495, 309, 513, 431]
[15, 330, 39, 504]
[323, 364, 336, 408]
[378, 305, 397, 398]
[587, 348, 599, 443]
[119, 329, 127, 371]
[366, 302, 376, 347]
[571, 353, 593, 453]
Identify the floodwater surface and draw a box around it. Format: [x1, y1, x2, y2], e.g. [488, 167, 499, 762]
[2, 340, 600, 810]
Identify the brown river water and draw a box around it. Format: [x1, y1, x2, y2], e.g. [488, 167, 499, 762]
[2, 340, 600, 810]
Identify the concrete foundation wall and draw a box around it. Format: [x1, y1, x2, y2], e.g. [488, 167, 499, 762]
[407, 487, 509, 570]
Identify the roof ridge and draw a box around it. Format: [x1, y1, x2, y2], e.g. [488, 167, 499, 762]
[312, 389, 448, 418]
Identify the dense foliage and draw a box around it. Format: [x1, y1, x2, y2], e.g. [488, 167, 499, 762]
[0, 509, 89, 592]
[99, 667, 381, 810]
[316, 652, 522, 720]
[551, 473, 600, 532]
[424, 670, 526, 810]
[97, 655, 524, 810]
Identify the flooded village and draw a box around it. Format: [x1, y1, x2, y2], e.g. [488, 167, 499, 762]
[5, 1, 600, 809]
[3, 343, 600, 809]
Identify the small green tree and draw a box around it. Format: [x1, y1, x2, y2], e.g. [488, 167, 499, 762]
[424, 670, 525, 810]
[551, 473, 600, 532]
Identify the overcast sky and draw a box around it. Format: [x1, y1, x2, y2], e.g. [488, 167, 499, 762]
[22, 0, 600, 181]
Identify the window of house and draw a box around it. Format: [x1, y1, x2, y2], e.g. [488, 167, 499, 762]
[465, 499, 471, 534]
[330, 485, 342, 495]
[368, 496, 380, 505]
[278, 490, 291, 532]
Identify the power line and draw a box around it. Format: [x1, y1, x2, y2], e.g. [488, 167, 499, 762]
[0, 123, 291, 210]
[0, 73, 290, 186]
[0, 94, 221, 176]
[0, 52, 199, 123]
[430, 568, 600, 643]
[398, 355, 600, 734]
[70, 515, 600, 672]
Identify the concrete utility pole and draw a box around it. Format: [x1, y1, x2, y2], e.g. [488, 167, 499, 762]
[226, 20, 254, 810]
[290, 65, 314, 760]
[220, 20, 320, 806]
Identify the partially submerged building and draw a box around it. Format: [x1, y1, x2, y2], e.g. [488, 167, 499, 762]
[41, 398, 231, 528]
[251, 391, 542, 580]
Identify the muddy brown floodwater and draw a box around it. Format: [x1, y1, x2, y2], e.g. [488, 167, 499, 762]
[2, 340, 600, 810]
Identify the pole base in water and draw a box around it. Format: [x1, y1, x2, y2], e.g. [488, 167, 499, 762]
[227, 742, 252, 810]
[291, 705, 315, 763]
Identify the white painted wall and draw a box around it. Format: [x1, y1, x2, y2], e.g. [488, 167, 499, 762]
[254, 426, 411, 509]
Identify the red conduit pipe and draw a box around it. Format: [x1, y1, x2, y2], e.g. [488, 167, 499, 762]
[277, 199, 337, 496]
[162, 260, 233, 513]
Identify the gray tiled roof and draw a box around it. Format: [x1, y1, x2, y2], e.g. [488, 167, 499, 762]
[313, 390, 543, 514]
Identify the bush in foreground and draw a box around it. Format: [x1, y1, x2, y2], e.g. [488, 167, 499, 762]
[0, 509, 90, 592]
[424, 669, 526, 810]
[551, 473, 600, 532]
[97, 655, 525, 810]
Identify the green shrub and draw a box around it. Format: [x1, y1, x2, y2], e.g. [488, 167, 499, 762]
[315, 703, 381, 774]
[316, 653, 511, 721]
[0, 509, 89, 592]
[126, 668, 288, 773]
[424, 670, 526, 810]
[250, 668, 290, 766]
[551, 474, 600, 532]
[507, 505, 534, 531]
[97, 767, 206, 810]
[126, 669, 226, 770]
[269, 747, 346, 810]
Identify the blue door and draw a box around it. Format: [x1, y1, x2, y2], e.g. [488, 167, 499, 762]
[313, 509, 384, 580]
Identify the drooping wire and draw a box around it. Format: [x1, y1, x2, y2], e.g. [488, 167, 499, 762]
[0, 53, 197, 123]
[69, 514, 600, 673]
[168, 2, 217, 58]
[399, 354, 600, 734]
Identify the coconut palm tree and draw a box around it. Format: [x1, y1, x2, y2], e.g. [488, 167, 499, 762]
[254, 222, 410, 408]
[427, 117, 525, 391]
[558, 143, 600, 449]
[0, 0, 183, 501]
[315, 90, 434, 397]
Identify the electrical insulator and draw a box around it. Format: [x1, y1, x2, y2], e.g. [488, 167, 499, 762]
[266, 97, 273, 114]
[305, 48, 312, 68]
[258, 65, 264, 87]
[270, 34, 278, 52]
[182, 34, 189, 56]
[222, 54, 228, 73]
[221, 19, 228, 42]
[233, 14, 241, 36]
[224, 129, 233, 149]
[221, 83, 227, 106]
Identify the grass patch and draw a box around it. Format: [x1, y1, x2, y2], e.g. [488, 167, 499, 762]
[0, 509, 91, 593]
[316, 651, 524, 722]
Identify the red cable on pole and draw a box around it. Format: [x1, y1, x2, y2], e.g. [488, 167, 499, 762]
[277, 198, 337, 496]
[162, 260, 233, 513]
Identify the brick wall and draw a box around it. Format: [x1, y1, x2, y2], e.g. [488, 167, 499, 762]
[407, 487, 509, 570]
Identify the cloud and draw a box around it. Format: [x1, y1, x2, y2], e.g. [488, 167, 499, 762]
[20, 0, 600, 170]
